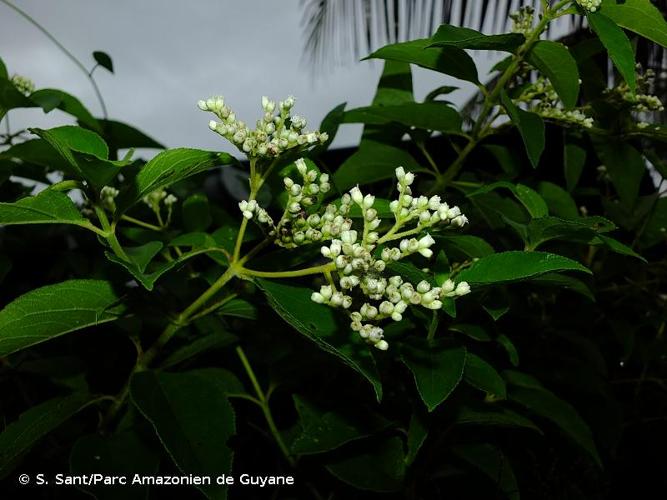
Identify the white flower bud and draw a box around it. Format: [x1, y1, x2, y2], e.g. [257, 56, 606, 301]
[395, 166, 406, 180]
[455, 281, 471, 296]
[295, 158, 308, 176]
[311, 292, 324, 303]
[341, 230, 358, 244]
[379, 301, 394, 315]
[428, 195, 441, 210]
[441, 279, 456, 295]
[417, 280, 431, 293]
[375, 340, 389, 351]
[350, 186, 364, 205]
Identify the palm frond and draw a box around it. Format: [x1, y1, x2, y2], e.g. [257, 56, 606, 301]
[300, 0, 667, 74]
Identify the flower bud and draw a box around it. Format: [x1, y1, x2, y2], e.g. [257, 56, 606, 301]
[350, 186, 364, 205]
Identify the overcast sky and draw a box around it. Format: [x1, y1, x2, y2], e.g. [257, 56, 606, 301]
[1, 0, 502, 155]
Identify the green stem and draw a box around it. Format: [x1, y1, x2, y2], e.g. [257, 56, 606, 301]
[94, 206, 129, 261]
[236, 346, 296, 467]
[50, 179, 82, 191]
[121, 215, 163, 232]
[0, 0, 108, 118]
[433, 1, 568, 191]
[188, 293, 238, 322]
[417, 141, 441, 175]
[240, 262, 336, 279]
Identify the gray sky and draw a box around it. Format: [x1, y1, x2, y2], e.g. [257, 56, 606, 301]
[1, 0, 499, 155]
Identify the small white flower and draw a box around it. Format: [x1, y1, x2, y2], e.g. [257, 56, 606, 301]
[350, 186, 364, 205]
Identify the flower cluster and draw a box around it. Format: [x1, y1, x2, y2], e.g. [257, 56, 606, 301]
[11, 74, 35, 95]
[619, 67, 665, 113]
[239, 158, 342, 247]
[100, 186, 120, 212]
[576, 0, 602, 13]
[311, 167, 470, 350]
[518, 77, 594, 128]
[143, 188, 178, 226]
[198, 95, 328, 159]
[509, 6, 534, 35]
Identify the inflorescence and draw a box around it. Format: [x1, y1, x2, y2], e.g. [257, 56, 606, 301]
[576, 0, 602, 13]
[517, 76, 594, 128]
[198, 95, 328, 159]
[11, 74, 35, 96]
[239, 163, 471, 350]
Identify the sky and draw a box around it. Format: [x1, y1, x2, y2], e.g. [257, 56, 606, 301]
[0, 0, 502, 155]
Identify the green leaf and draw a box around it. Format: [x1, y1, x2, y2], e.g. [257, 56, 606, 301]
[366, 39, 479, 84]
[450, 323, 492, 342]
[218, 299, 257, 320]
[106, 242, 226, 290]
[30, 89, 101, 132]
[311, 102, 346, 156]
[0, 393, 93, 477]
[400, 340, 466, 412]
[125, 241, 164, 272]
[116, 148, 234, 213]
[130, 369, 238, 500]
[291, 395, 391, 455]
[0, 138, 70, 174]
[371, 60, 414, 107]
[429, 24, 525, 52]
[182, 194, 212, 232]
[333, 140, 425, 191]
[564, 141, 586, 192]
[639, 197, 667, 248]
[32, 125, 108, 159]
[435, 235, 495, 259]
[457, 251, 591, 286]
[537, 181, 579, 219]
[96, 119, 164, 150]
[525, 215, 616, 249]
[0, 280, 125, 357]
[30, 126, 129, 189]
[424, 85, 459, 101]
[452, 444, 520, 500]
[326, 437, 405, 492]
[482, 288, 510, 321]
[470, 181, 548, 218]
[257, 279, 382, 400]
[70, 429, 160, 500]
[0, 189, 88, 227]
[405, 411, 429, 465]
[506, 376, 601, 466]
[160, 330, 238, 369]
[497, 335, 519, 366]
[93, 50, 114, 73]
[537, 182, 579, 219]
[530, 273, 595, 301]
[0, 57, 7, 79]
[526, 40, 580, 108]
[594, 139, 645, 208]
[456, 405, 541, 432]
[343, 102, 462, 133]
[500, 91, 545, 167]
[0, 78, 33, 119]
[600, 0, 667, 48]
[464, 353, 507, 398]
[587, 12, 636, 92]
